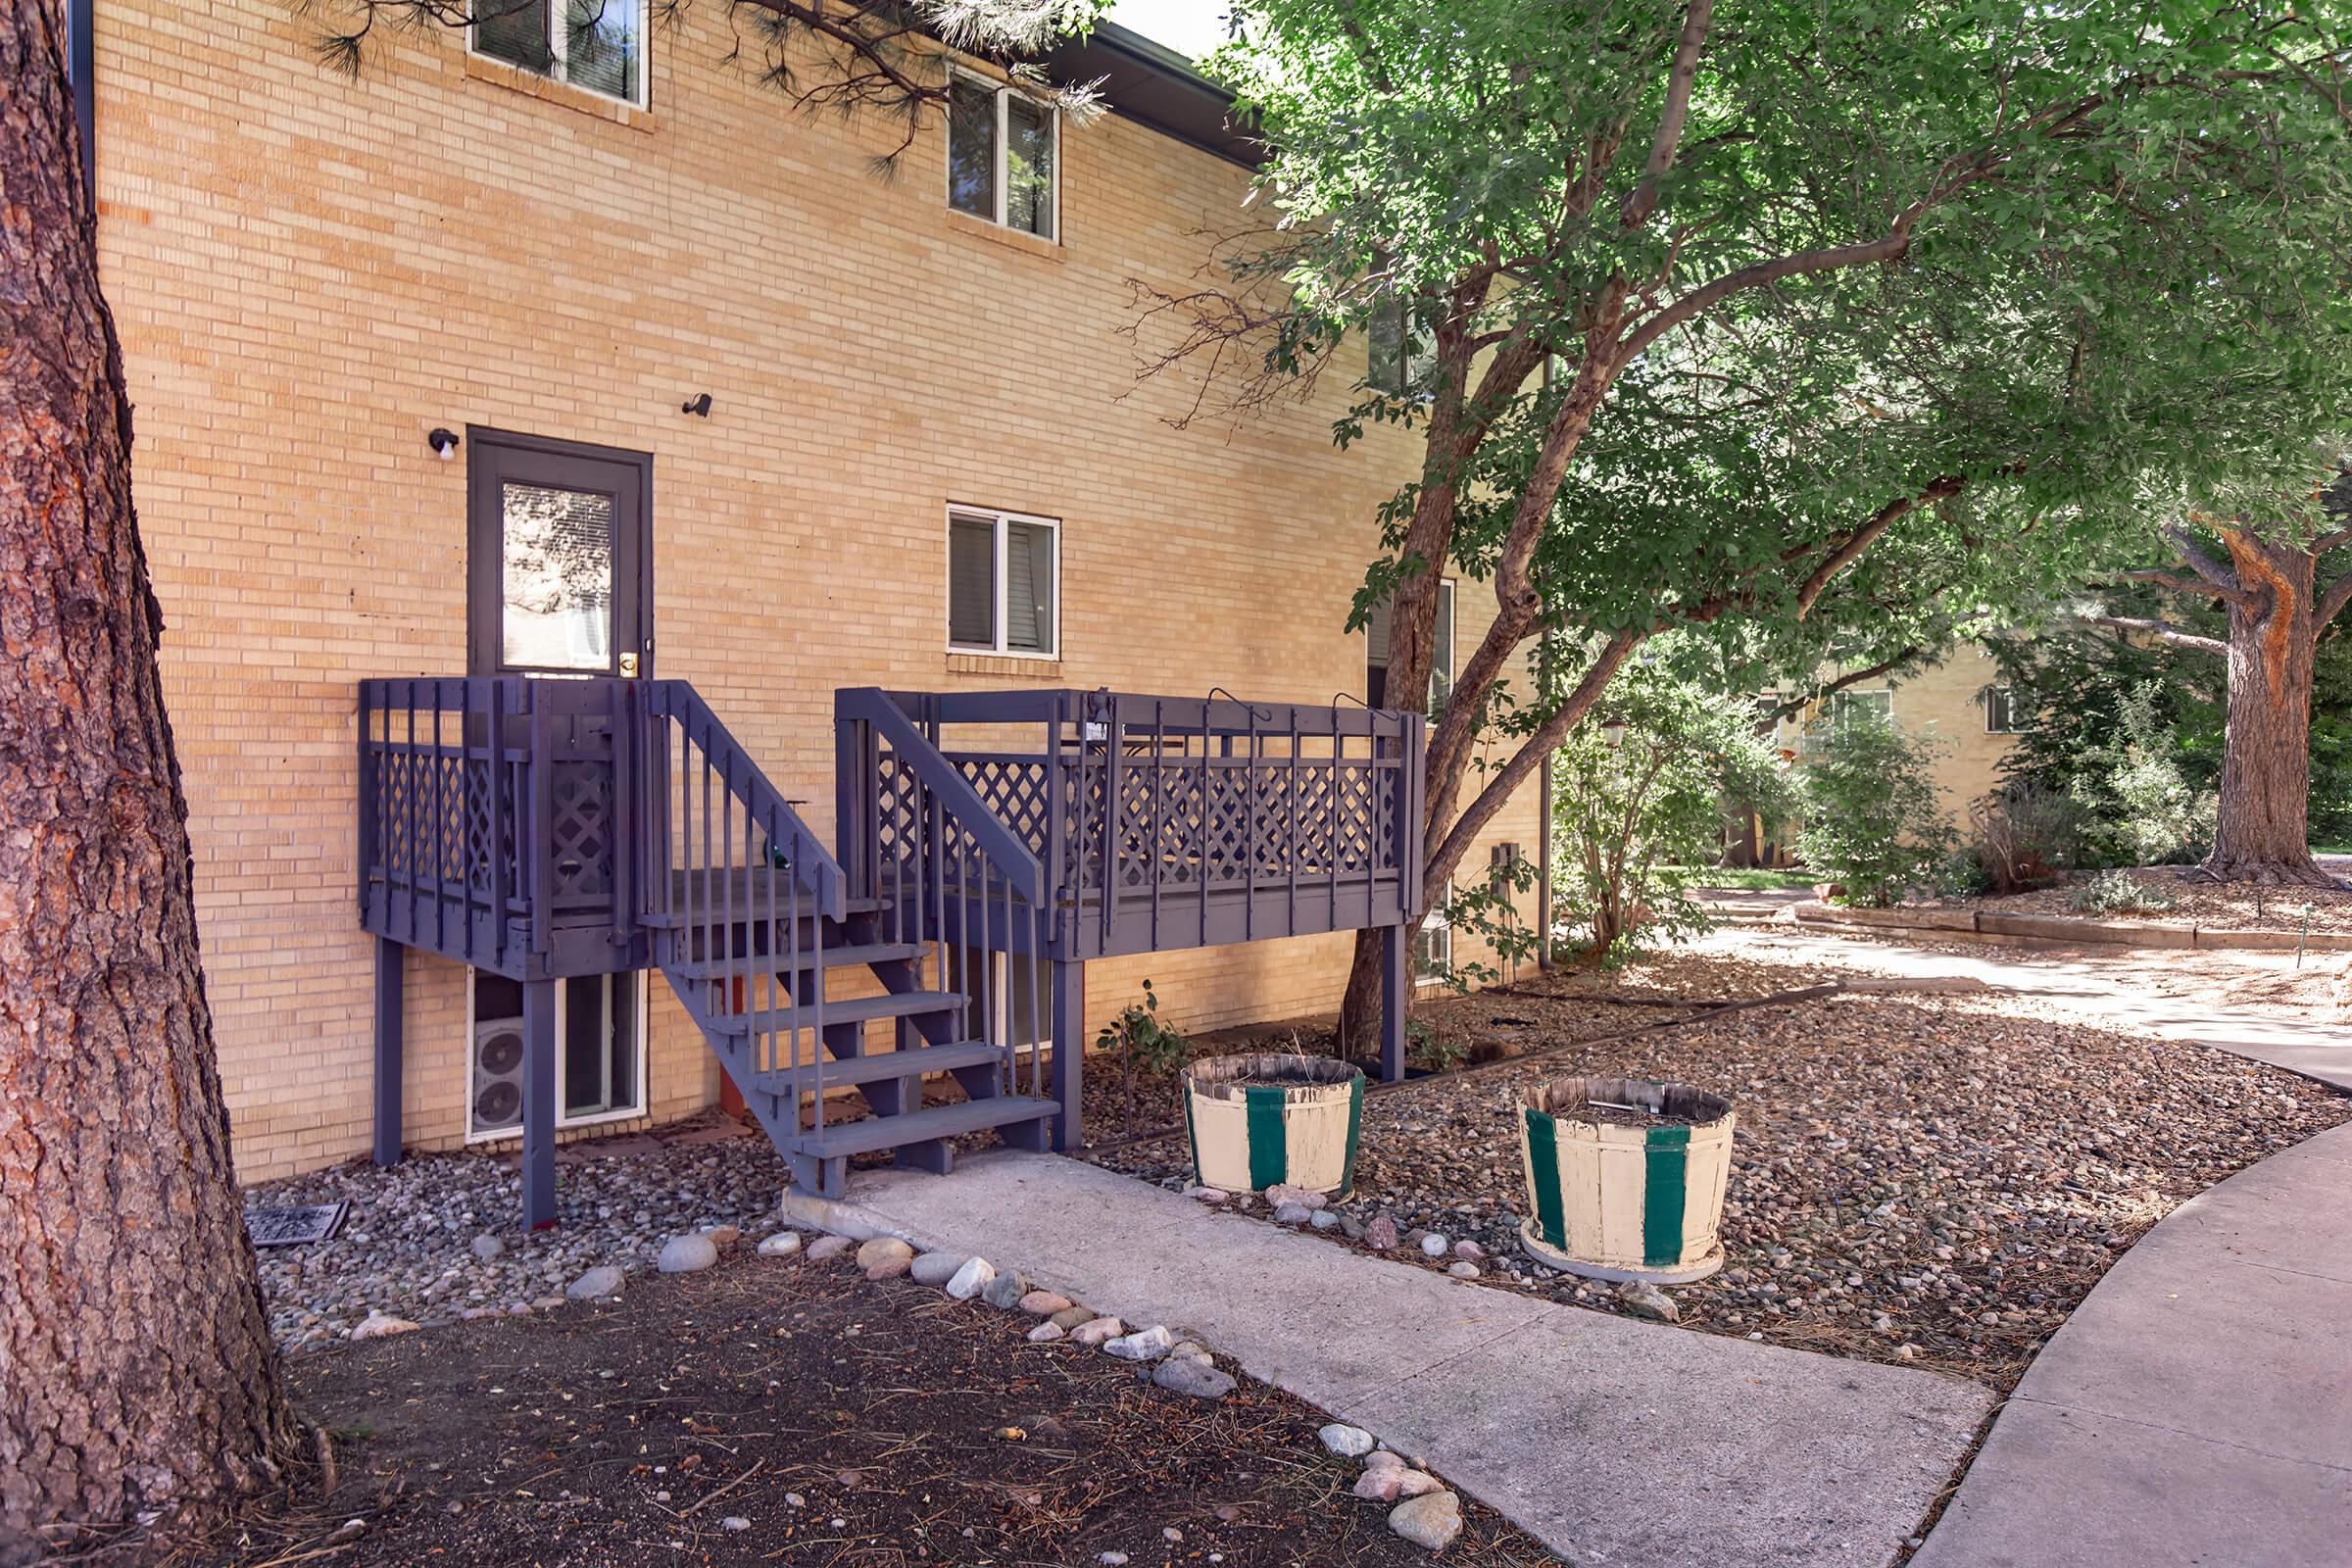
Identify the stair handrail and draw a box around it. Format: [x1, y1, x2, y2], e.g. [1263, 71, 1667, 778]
[836, 688, 1045, 906]
[647, 680, 849, 920]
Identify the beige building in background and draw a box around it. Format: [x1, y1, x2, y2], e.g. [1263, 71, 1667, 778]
[80, 1, 1543, 1182]
[1777, 642, 2021, 821]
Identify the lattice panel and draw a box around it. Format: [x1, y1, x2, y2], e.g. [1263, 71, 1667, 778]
[956, 759, 1054, 858]
[548, 760, 613, 899]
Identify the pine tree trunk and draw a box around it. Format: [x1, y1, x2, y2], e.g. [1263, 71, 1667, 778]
[0, 5, 301, 1558]
[2206, 532, 2335, 886]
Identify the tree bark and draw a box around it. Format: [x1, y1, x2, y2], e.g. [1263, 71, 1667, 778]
[2206, 531, 2335, 886]
[0, 4, 301, 1558]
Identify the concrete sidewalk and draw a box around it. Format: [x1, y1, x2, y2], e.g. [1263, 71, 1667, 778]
[796, 1151, 1990, 1568]
[1699, 926, 2352, 1090]
[1913, 1121, 2352, 1567]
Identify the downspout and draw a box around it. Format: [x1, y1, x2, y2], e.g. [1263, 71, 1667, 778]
[70, 0, 95, 206]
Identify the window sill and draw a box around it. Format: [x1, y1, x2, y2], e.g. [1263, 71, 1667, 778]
[945, 208, 1063, 262]
[947, 651, 1062, 678]
[464, 52, 653, 130]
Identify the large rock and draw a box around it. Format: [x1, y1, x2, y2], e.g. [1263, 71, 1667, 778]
[351, 1309, 420, 1340]
[856, 1237, 913, 1271]
[1019, 1290, 1073, 1316]
[1616, 1280, 1680, 1323]
[1319, 1423, 1375, 1458]
[946, 1257, 996, 1300]
[981, 1269, 1033, 1310]
[1067, 1315, 1125, 1347]
[1152, 1357, 1237, 1399]
[806, 1234, 854, 1262]
[1272, 1202, 1314, 1225]
[1264, 1183, 1328, 1210]
[1389, 1490, 1463, 1550]
[1049, 1305, 1097, 1330]
[1026, 1321, 1067, 1344]
[566, 1264, 626, 1299]
[658, 1234, 719, 1274]
[909, 1251, 965, 1287]
[1104, 1325, 1175, 1361]
[757, 1231, 804, 1258]
[1365, 1215, 1399, 1250]
[1418, 1233, 1450, 1258]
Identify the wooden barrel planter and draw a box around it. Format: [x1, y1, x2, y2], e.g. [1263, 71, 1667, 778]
[1183, 1054, 1364, 1198]
[1517, 1076, 1736, 1284]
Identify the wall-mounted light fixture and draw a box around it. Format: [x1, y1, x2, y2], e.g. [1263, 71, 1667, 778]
[427, 427, 461, 461]
[681, 393, 712, 417]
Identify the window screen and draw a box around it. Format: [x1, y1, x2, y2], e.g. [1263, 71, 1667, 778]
[949, 513, 997, 648]
[948, 78, 999, 220]
[1006, 95, 1055, 237]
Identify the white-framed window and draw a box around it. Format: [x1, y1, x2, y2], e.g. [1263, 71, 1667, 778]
[1368, 295, 1436, 395]
[471, 0, 647, 107]
[947, 73, 1058, 238]
[1415, 882, 1453, 983]
[948, 505, 1059, 658]
[1365, 578, 1454, 716]
[464, 969, 648, 1143]
[1984, 685, 2019, 734]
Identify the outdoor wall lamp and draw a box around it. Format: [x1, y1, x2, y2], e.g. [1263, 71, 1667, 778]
[427, 427, 461, 461]
[681, 393, 712, 417]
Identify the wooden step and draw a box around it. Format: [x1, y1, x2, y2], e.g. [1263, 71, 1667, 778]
[664, 942, 924, 981]
[638, 892, 884, 931]
[790, 1095, 1057, 1158]
[702, 989, 964, 1036]
[751, 1038, 1004, 1092]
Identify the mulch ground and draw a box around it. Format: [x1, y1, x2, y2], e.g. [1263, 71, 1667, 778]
[1966, 864, 2352, 931]
[187, 1255, 1550, 1568]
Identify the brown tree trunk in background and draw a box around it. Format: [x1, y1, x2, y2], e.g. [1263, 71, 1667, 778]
[2207, 532, 2334, 886]
[0, 4, 301, 1558]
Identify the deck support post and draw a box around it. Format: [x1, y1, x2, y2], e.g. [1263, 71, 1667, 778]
[522, 976, 559, 1231]
[1380, 923, 1407, 1084]
[371, 936, 404, 1167]
[1049, 959, 1082, 1150]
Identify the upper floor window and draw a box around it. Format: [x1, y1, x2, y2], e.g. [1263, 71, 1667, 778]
[473, 0, 646, 107]
[949, 506, 1059, 658]
[948, 75, 1057, 239]
[1369, 296, 1436, 395]
[1984, 686, 2019, 734]
[1365, 579, 1454, 716]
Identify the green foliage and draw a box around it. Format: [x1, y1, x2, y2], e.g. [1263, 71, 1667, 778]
[1967, 780, 2087, 894]
[2074, 684, 2218, 866]
[1795, 717, 1953, 906]
[1096, 979, 1189, 1079]
[1404, 1019, 1466, 1074]
[2069, 869, 2180, 916]
[1553, 667, 1795, 957]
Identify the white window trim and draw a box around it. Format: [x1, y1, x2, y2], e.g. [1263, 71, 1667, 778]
[462, 968, 651, 1145]
[946, 504, 1061, 661]
[468, 0, 648, 109]
[1415, 880, 1454, 985]
[946, 68, 1060, 241]
[1366, 577, 1454, 710]
[1984, 685, 2018, 735]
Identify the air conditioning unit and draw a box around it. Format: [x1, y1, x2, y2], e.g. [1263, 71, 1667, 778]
[469, 1016, 527, 1138]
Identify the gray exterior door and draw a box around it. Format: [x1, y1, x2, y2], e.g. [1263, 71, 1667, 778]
[466, 427, 652, 678]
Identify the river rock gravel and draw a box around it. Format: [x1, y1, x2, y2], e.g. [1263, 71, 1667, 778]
[1086, 947, 2349, 1391]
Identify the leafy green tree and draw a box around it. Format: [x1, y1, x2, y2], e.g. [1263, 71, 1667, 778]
[1148, 0, 2352, 1045]
[1796, 716, 1955, 906]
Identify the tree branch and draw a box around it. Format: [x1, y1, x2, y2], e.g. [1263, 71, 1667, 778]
[1751, 647, 1927, 734]
[2116, 567, 2243, 601]
[2318, 570, 2352, 632]
[1792, 475, 1966, 618]
[1620, 0, 1714, 230]
[2163, 524, 2245, 594]
[2082, 613, 2228, 658]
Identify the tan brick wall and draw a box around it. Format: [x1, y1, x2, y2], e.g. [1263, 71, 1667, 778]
[90, 1, 1544, 1181]
[1778, 644, 2018, 826]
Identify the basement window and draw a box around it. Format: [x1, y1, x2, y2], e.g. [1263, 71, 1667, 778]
[472, 0, 647, 107]
[948, 506, 1059, 658]
[948, 74, 1058, 239]
[465, 970, 647, 1142]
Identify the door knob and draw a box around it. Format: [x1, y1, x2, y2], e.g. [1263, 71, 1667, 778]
[617, 652, 641, 678]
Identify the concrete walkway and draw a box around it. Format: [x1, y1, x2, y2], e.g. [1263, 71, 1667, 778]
[1697, 925, 2352, 1090]
[795, 1151, 1991, 1568]
[1914, 1121, 2352, 1567]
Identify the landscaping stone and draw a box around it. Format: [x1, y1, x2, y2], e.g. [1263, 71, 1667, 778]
[658, 1234, 719, 1274]
[855, 1237, 912, 1273]
[805, 1235, 854, 1262]
[1026, 1321, 1066, 1344]
[1170, 1341, 1213, 1364]
[1353, 1467, 1407, 1502]
[945, 1258, 995, 1299]
[757, 1232, 803, 1258]
[1310, 1210, 1342, 1230]
[1152, 1357, 1237, 1398]
[470, 1234, 503, 1262]
[1447, 1261, 1481, 1280]
[1265, 1184, 1328, 1210]
[1393, 1469, 1444, 1498]
[1616, 1281, 1679, 1323]
[1019, 1290, 1073, 1316]
[1068, 1316, 1125, 1347]
[1272, 1202, 1313, 1225]
[909, 1251, 964, 1287]
[981, 1269, 1031, 1310]
[1365, 1215, 1399, 1250]
[1389, 1490, 1462, 1550]
[351, 1309, 419, 1340]
[565, 1265, 625, 1299]
[1452, 1240, 1484, 1261]
[1049, 1305, 1096, 1330]
[1186, 1186, 1228, 1204]
[1418, 1233, 1449, 1258]
[1365, 1449, 1406, 1470]
[1104, 1325, 1174, 1360]
[1318, 1423, 1375, 1457]
[704, 1224, 741, 1250]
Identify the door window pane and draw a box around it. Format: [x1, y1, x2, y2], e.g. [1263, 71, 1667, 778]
[1006, 95, 1054, 237]
[948, 78, 998, 220]
[501, 481, 614, 670]
[949, 514, 997, 648]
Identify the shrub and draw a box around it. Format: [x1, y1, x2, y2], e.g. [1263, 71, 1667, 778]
[1097, 980, 1190, 1137]
[2059, 683, 2216, 866]
[2069, 868, 2180, 915]
[1552, 669, 1796, 959]
[1969, 780, 2085, 893]
[1794, 715, 1953, 906]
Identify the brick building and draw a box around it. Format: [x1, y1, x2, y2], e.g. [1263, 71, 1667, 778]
[74, 2, 1545, 1185]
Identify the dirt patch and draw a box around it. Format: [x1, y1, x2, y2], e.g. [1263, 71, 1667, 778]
[187, 1255, 1549, 1568]
[1969, 864, 2352, 932]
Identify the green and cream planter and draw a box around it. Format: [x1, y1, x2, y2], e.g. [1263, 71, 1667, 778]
[1182, 1054, 1364, 1199]
[1518, 1076, 1736, 1284]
